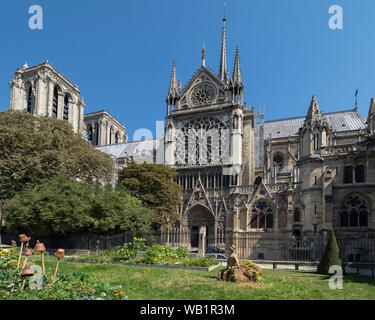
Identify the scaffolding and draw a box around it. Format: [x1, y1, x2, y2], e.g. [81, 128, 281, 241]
[254, 104, 265, 168]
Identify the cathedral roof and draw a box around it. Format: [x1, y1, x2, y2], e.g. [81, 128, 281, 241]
[256, 109, 366, 140]
[96, 137, 162, 162]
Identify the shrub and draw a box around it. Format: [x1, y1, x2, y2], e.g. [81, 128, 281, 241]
[139, 244, 178, 265]
[181, 256, 217, 267]
[175, 246, 189, 259]
[317, 230, 342, 275]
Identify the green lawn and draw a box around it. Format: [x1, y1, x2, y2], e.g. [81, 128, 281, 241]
[30, 256, 375, 300]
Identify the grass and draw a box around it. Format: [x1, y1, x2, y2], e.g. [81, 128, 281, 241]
[29, 256, 375, 300]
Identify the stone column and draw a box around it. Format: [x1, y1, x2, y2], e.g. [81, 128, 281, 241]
[57, 93, 64, 119]
[198, 226, 206, 258]
[47, 80, 54, 117]
[68, 101, 75, 130]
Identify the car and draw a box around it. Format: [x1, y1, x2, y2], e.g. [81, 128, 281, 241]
[206, 246, 225, 254]
[206, 253, 228, 260]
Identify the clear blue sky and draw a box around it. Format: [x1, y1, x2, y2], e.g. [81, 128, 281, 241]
[0, 0, 374, 140]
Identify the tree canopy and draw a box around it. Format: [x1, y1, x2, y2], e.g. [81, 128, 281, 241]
[3, 176, 153, 236]
[0, 111, 114, 200]
[117, 162, 182, 230]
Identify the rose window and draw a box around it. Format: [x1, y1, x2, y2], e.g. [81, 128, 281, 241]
[191, 84, 216, 106]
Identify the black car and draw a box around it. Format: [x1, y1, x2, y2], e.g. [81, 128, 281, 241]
[206, 246, 225, 254]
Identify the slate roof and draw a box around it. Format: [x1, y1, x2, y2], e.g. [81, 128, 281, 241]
[254, 109, 367, 167]
[96, 138, 161, 161]
[257, 109, 366, 140]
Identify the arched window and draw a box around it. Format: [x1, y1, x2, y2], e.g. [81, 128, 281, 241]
[115, 132, 119, 144]
[87, 125, 93, 143]
[63, 96, 69, 121]
[94, 123, 99, 146]
[344, 166, 353, 184]
[52, 87, 59, 118]
[340, 194, 369, 228]
[250, 200, 273, 229]
[254, 176, 262, 186]
[294, 208, 300, 223]
[355, 165, 365, 183]
[273, 154, 283, 167]
[26, 85, 33, 113]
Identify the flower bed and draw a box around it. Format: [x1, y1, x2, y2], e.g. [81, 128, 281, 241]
[68, 238, 218, 268]
[0, 245, 127, 300]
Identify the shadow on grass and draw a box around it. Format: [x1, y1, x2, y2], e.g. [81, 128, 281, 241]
[300, 270, 375, 286]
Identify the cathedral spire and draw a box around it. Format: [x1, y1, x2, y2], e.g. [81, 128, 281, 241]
[230, 46, 244, 104]
[167, 59, 178, 98]
[306, 95, 322, 122]
[202, 43, 206, 67]
[231, 46, 243, 86]
[166, 60, 179, 113]
[218, 13, 229, 84]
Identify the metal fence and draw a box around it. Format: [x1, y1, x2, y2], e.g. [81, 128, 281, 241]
[2, 230, 374, 263]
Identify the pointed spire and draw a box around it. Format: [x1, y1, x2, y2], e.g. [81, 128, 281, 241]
[306, 95, 322, 121]
[231, 46, 243, 86]
[369, 97, 375, 118]
[218, 14, 229, 84]
[369, 98, 375, 134]
[201, 42, 206, 67]
[167, 59, 178, 98]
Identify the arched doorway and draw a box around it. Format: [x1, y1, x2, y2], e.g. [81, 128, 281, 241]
[183, 204, 215, 248]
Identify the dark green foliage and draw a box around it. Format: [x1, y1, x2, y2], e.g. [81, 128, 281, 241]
[90, 186, 153, 234]
[3, 176, 152, 235]
[118, 161, 182, 229]
[317, 230, 342, 275]
[0, 110, 114, 200]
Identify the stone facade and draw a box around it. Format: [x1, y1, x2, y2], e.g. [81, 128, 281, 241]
[84, 110, 127, 147]
[9, 61, 127, 145]
[161, 17, 375, 258]
[9, 62, 86, 136]
[89, 18, 375, 261]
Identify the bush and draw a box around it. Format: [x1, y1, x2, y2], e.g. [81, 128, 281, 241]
[139, 244, 178, 265]
[3, 177, 152, 236]
[175, 246, 189, 259]
[317, 230, 342, 275]
[181, 256, 217, 267]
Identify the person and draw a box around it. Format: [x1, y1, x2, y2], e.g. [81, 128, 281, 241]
[303, 235, 308, 247]
[291, 234, 297, 248]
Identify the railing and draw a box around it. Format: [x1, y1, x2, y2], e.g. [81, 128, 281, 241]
[3, 230, 374, 263]
[321, 144, 367, 155]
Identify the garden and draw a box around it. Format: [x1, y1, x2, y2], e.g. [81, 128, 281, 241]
[0, 244, 127, 300]
[67, 237, 218, 268]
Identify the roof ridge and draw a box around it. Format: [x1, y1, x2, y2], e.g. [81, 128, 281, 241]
[260, 108, 358, 124]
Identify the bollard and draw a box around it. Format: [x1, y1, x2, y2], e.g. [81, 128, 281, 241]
[295, 264, 299, 271]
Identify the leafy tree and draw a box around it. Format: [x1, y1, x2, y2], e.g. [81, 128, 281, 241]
[0, 110, 114, 201]
[117, 162, 182, 230]
[90, 186, 153, 234]
[317, 230, 343, 275]
[3, 176, 94, 235]
[3, 176, 152, 236]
